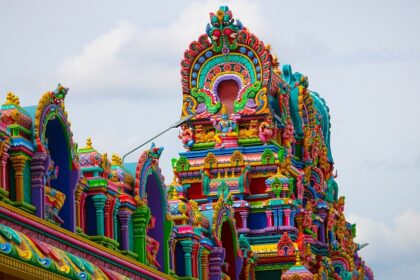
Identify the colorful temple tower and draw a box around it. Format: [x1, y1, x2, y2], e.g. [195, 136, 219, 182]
[169, 6, 373, 280]
[0, 6, 373, 280]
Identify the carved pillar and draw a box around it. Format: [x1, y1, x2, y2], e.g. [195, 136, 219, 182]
[119, 210, 131, 250]
[10, 155, 26, 202]
[31, 151, 48, 218]
[104, 198, 112, 237]
[92, 194, 107, 236]
[79, 192, 87, 231]
[239, 211, 249, 231]
[191, 243, 199, 278]
[265, 210, 273, 227]
[181, 240, 193, 277]
[74, 184, 84, 229]
[283, 208, 291, 226]
[277, 208, 283, 226]
[168, 231, 176, 271]
[209, 247, 225, 280]
[0, 141, 10, 196]
[201, 249, 210, 280]
[132, 205, 151, 264]
[272, 209, 278, 227]
[112, 199, 120, 241]
[290, 208, 296, 227]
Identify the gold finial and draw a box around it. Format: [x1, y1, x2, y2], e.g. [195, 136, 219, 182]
[112, 154, 122, 166]
[231, 169, 235, 178]
[217, 170, 221, 178]
[265, 44, 272, 51]
[220, 104, 228, 115]
[4, 92, 20, 106]
[224, 169, 228, 178]
[86, 138, 92, 149]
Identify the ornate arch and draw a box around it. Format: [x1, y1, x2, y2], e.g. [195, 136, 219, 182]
[181, 7, 273, 118]
[331, 251, 355, 277]
[33, 85, 78, 168]
[133, 144, 171, 273]
[30, 85, 80, 231]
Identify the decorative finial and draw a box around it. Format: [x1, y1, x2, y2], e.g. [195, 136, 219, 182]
[112, 154, 122, 166]
[4, 92, 20, 106]
[86, 138, 92, 149]
[220, 104, 228, 115]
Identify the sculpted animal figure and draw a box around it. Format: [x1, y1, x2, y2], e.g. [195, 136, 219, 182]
[239, 120, 259, 139]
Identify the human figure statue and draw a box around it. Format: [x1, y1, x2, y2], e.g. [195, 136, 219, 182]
[212, 105, 238, 148]
[258, 115, 277, 144]
[282, 121, 295, 156]
[178, 124, 195, 149]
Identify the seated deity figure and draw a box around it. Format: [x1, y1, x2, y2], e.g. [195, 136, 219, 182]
[178, 124, 195, 149]
[212, 105, 238, 148]
[44, 149, 66, 225]
[258, 115, 277, 144]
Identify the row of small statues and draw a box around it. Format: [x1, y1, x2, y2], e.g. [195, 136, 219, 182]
[179, 113, 295, 151]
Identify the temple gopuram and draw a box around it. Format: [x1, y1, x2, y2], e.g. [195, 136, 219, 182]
[0, 6, 373, 280]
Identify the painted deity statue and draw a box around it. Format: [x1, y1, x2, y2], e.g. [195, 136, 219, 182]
[282, 121, 295, 155]
[178, 124, 195, 149]
[44, 149, 66, 225]
[212, 105, 238, 148]
[258, 115, 277, 144]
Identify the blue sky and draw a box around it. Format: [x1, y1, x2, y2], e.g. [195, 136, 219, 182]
[1, 0, 419, 278]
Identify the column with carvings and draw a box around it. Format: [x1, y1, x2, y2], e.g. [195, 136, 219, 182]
[181, 240, 193, 277]
[191, 243, 199, 278]
[201, 248, 210, 280]
[10, 154, 28, 203]
[74, 184, 84, 231]
[277, 208, 283, 226]
[265, 210, 273, 227]
[209, 247, 225, 280]
[92, 194, 107, 236]
[118, 210, 131, 251]
[0, 140, 10, 198]
[112, 199, 120, 241]
[31, 151, 48, 218]
[132, 204, 150, 264]
[290, 208, 296, 227]
[283, 208, 291, 226]
[104, 198, 112, 238]
[79, 192, 87, 232]
[239, 210, 249, 233]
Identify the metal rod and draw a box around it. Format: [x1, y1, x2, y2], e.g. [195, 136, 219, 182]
[122, 114, 194, 164]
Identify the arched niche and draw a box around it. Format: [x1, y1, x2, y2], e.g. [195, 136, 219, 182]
[134, 146, 172, 273]
[214, 76, 241, 114]
[220, 220, 238, 279]
[213, 203, 242, 280]
[32, 86, 79, 232]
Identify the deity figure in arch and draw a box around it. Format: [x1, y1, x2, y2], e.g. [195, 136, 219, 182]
[212, 105, 238, 148]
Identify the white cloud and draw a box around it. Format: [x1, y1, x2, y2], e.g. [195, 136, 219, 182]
[58, 20, 137, 90]
[57, 0, 268, 96]
[349, 210, 420, 279]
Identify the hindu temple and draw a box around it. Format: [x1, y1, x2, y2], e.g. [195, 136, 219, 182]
[0, 6, 373, 280]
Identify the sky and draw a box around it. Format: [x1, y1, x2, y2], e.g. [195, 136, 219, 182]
[1, 0, 419, 278]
